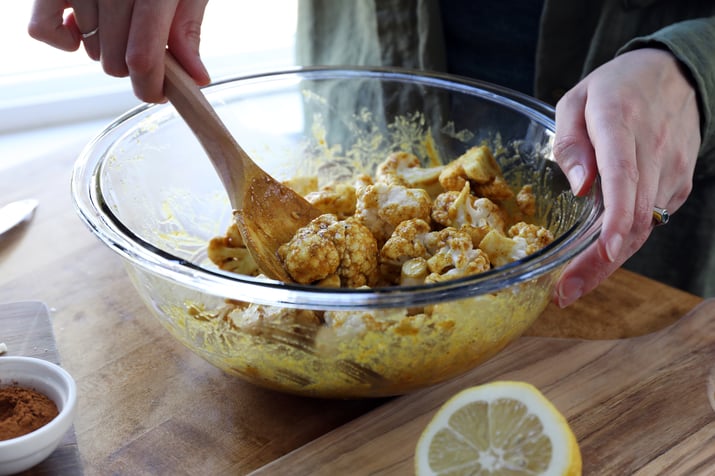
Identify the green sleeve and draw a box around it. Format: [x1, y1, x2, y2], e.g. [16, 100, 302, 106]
[619, 17, 715, 178]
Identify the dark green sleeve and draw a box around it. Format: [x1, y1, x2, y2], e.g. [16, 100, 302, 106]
[619, 17, 715, 178]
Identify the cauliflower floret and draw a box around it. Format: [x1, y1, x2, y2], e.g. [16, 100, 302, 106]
[353, 174, 374, 192]
[378, 218, 432, 285]
[424, 228, 491, 283]
[338, 218, 381, 287]
[380, 218, 432, 266]
[478, 222, 554, 268]
[509, 221, 554, 250]
[278, 214, 379, 287]
[375, 151, 444, 198]
[224, 301, 321, 337]
[278, 214, 340, 284]
[355, 182, 432, 245]
[432, 183, 507, 242]
[516, 184, 537, 217]
[472, 176, 514, 202]
[321, 306, 407, 339]
[478, 230, 525, 268]
[439, 145, 499, 190]
[207, 222, 259, 275]
[305, 182, 357, 219]
[439, 145, 514, 202]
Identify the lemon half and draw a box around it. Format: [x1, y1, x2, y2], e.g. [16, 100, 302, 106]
[415, 381, 582, 476]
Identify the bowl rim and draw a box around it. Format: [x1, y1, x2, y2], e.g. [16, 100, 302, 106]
[71, 66, 603, 310]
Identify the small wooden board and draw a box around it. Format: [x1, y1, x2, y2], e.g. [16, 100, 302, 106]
[254, 299, 715, 475]
[0, 301, 84, 475]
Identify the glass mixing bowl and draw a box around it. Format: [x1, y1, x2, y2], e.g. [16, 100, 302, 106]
[72, 67, 602, 398]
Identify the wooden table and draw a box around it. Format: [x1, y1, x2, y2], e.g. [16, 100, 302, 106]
[0, 134, 703, 474]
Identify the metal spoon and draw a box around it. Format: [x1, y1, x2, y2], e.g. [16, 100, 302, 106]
[162, 53, 321, 281]
[0, 199, 38, 237]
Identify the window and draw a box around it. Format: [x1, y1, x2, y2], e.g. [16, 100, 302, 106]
[0, 1, 298, 134]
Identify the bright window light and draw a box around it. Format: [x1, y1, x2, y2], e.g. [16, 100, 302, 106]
[0, 1, 298, 133]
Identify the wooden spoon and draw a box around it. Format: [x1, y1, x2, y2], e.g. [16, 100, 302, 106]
[163, 52, 321, 281]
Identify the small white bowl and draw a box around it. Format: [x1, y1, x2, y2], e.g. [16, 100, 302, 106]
[0, 356, 77, 475]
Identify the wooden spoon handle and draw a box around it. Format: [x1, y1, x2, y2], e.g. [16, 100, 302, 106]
[163, 51, 257, 209]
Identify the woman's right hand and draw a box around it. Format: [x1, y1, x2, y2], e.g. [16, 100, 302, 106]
[28, 0, 211, 103]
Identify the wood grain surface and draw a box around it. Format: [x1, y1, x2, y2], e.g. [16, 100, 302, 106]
[0, 134, 705, 474]
[255, 299, 715, 475]
[0, 301, 83, 475]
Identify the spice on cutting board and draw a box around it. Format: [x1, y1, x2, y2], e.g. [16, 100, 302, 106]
[0, 384, 59, 440]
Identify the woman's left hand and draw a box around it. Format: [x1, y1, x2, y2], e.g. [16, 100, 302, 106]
[552, 48, 701, 307]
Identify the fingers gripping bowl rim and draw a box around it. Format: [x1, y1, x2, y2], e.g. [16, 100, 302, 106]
[71, 67, 603, 397]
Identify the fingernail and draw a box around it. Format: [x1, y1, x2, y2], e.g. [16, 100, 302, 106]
[197, 58, 211, 85]
[558, 277, 584, 308]
[567, 165, 585, 194]
[606, 233, 622, 263]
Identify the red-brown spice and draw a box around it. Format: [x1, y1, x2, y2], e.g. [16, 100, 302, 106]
[0, 385, 59, 441]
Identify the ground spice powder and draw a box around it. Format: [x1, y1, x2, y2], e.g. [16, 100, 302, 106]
[0, 385, 59, 440]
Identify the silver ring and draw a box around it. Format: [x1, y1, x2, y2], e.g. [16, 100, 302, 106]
[81, 27, 99, 39]
[653, 207, 670, 226]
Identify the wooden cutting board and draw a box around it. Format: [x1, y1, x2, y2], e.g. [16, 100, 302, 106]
[253, 299, 715, 475]
[0, 301, 84, 476]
